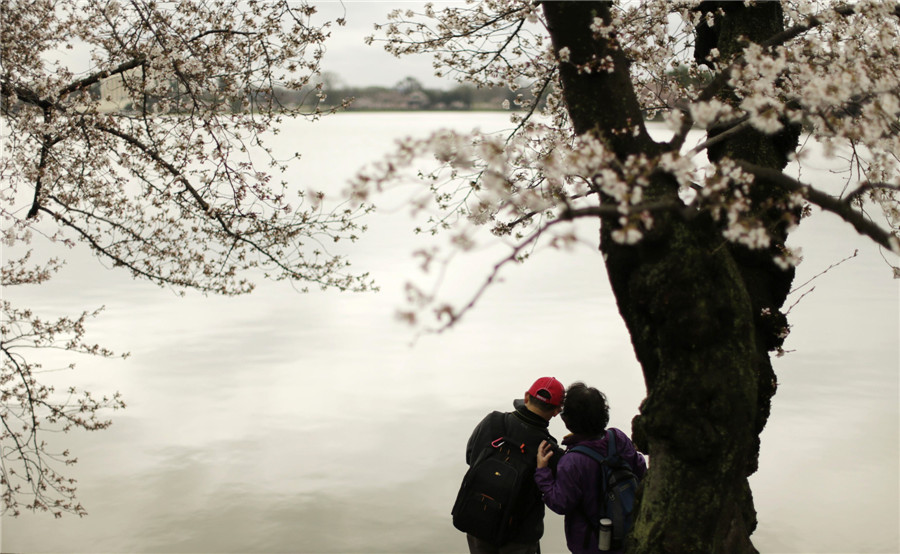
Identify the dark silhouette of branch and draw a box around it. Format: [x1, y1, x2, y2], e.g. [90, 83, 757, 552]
[58, 56, 148, 98]
[26, 108, 62, 219]
[560, 199, 686, 220]
[759, 4, 899, 50]
[688, 116, 751, 156]
[844, 182, 900, 204]
[736, 161, 898, 251]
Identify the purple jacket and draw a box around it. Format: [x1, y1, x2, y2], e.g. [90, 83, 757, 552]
[534, 428, 647, 554]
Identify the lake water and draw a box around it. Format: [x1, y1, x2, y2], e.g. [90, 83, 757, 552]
[2, 113, 897, 553]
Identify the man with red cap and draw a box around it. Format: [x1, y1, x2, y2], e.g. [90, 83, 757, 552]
[456, 377, 566, 554]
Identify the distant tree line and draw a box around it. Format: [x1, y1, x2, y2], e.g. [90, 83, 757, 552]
[3, 73, 541, 115]
[303, 74, 538, 111]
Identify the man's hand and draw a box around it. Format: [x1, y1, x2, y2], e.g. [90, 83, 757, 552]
[536, 440, 554, 469]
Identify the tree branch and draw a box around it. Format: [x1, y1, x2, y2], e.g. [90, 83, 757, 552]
[427, 217, 560, 333]
[0, 81, 54, 111]
[560, 199, 686, 221]
[58, 56, 147, 99]
[475, 17, 525, 74]
[687, 115, 751, 156]
[2, 56, 148, 111]
[35, 204, 206, 290]
[505, 68, 556, 144]
[667, 2, 897, 151]
[188, 29, 256, 42]
[844, 182, 900, 204]
[758, 4, 896, 50]
[0, 348, 40, 487]
[92, 123, 227, 229]
[26, 108, 61, 219]
[736, 161, 899, 252]
[84, 125, 352, 290]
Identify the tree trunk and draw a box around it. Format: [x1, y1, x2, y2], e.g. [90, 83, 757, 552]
[543, 3, 796, 552]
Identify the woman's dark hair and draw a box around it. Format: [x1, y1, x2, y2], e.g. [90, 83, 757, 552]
[561, 382, 610, 435]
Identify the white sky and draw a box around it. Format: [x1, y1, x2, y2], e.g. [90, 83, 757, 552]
[312, 1, 457, 89]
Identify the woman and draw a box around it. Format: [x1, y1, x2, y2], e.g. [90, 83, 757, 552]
[534, 382, 647, 554]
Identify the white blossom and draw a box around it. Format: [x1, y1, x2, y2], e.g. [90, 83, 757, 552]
[358, 0, 898, 336]
[690, 99, 732, 128]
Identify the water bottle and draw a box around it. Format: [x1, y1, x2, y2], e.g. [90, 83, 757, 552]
[598, 518, 613, 551]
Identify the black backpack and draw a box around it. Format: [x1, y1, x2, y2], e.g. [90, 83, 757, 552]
[451, 416, 541, 545]
[569, 429, 640, 549]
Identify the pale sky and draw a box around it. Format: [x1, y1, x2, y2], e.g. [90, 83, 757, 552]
[312, 1, 457, 89]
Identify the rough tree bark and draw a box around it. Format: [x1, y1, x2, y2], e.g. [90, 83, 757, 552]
[543, 2, 796, 552]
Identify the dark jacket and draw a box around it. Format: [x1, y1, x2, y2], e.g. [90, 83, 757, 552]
[533, 428, 647, 554]
[464, 400, 562, 545]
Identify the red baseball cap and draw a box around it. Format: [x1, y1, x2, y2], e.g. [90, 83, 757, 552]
[527, 377, 565, 407]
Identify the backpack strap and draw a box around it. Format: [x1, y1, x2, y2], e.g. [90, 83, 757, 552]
[469, 412, 509, 467]
[568, 442, 612, 515]
[606, 429, 617, 459]
[568, 442, 609, 549]
[568, 444, 604, 463]
[569, 429, 638, 548]
[483, 412, 538, 461]
[569, 429, 617, 463]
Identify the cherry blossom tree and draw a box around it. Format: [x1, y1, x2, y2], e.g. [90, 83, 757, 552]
[362, 1, 900, 551]
[1, 0, 370, 517]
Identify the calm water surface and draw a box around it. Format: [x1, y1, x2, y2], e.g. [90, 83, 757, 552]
[2, 113, 897, 553]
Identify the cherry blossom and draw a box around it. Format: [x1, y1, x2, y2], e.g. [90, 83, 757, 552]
[361, 0, 899, 333]
[1, 0, 368, 516]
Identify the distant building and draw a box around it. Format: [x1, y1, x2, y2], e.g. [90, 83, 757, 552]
[98, 70, 139, 112]
[96, 69, 196, 113]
